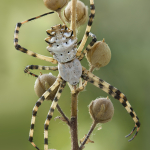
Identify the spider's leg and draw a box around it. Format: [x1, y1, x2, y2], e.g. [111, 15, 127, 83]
[44, 80, 66, 150]
[29, 75, 62, 150]
[81, 67, 140, 141]
[24, 65, 58, 77]
[78, 32, 97, 61]
[76, 0, 95, 57]
[14, 12, 58, 64]
[25, 66, 70, 127]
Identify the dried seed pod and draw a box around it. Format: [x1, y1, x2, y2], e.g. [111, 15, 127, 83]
[34, 73, 59, 100]
[43, 0, 69, 11]
[86, 39, 111, 69]
[63, 0, 88, 26]
[89, 97, 114, 123]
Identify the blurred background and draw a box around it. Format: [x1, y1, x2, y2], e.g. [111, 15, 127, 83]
[0, 0, 150, 150]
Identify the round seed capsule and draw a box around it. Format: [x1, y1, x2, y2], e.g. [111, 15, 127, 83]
[89, 97, 114, 123]
[63, 0, 88, 26]
[43, 0, 69, 11]
[34, 73, 58, 100]
[86, 39, 111, 69]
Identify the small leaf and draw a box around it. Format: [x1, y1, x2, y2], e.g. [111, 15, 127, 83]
[80, 134, 94, 144]
[98, 125, 102, 130]
[55, 116, 68, 124]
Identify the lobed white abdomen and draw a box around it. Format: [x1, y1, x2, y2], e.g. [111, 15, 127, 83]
[58, 58, 82, 85]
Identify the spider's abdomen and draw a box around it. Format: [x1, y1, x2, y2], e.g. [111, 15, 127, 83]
[58, 58, 82, 85]
[45, 24, 77, 63]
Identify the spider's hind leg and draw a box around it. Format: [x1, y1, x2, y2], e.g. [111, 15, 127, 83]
[81, 67, 140, 141]
[44, 80, 66, 150]
[29, 75, 62, 150]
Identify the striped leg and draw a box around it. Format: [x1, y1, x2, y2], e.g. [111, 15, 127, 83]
[29, 75, 62, 150]
[76, 0, 95, 57]
[14, 12, 58, 64]
[81, 67, 140, 141]
[44, 80, 66, 150]
[24, 65, 58, 77]
[78, 32, 97, 61]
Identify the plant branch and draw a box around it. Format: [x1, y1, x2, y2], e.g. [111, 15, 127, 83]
[70, 0, 77, 37]
[56, 104, 70, 126]
[79, 121, 97, 150]
[57, 9, 66, 24]
[70, 90, 79, 150]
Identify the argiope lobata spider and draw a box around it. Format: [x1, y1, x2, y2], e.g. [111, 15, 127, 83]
[14, 0, 140, 150]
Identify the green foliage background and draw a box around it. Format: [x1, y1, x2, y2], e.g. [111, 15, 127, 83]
[0, 0, 150, 150]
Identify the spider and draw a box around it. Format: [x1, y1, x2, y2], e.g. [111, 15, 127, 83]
[14, 0, 140, 150]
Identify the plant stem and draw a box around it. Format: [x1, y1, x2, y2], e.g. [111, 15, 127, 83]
[56, 104, 70, 126]
[57, 9, 66, 24]
[79, 121, 97, 150]
[89, 65, 95, 72]
[70, 0, 77, 37]
[70, 91, 79, 150]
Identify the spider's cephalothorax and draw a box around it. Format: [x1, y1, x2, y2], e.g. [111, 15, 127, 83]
[45, 24, 82, 85]
[45, 24, 77, 63]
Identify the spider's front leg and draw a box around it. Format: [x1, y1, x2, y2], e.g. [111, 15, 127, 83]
[76, 0, 95, 57]
[81, 67, 140, 141]
[44, 80, 66, 150]
[14, 12, 58, 64]
[24, 65, 58, 77]
[29, 75, 62, 150]
[78, 32, 97, 61]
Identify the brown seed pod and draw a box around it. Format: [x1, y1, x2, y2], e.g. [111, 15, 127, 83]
[89, 97, 114, 123]
[43, 0, 69, 11]
[63, 0, 88, 26]
[34, 73, 59, 100]
[86, 39, 111, 69]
